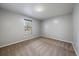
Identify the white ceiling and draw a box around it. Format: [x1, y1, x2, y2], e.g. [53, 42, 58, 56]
[0, 3, 74, 20]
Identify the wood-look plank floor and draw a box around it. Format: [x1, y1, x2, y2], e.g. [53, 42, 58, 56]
[0, 37, 76, 56]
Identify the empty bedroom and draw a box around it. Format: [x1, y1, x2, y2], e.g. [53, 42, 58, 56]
[0, 3, 79, 56]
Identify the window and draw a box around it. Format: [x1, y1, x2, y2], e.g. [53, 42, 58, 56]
[24, 19, 32, 38]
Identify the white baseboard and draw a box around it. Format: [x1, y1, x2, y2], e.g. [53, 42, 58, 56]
[41, 34, 72, 44]
[0, 34, 73, 48]
[0, 35, 39, 48]
[72, 43, 78, 56]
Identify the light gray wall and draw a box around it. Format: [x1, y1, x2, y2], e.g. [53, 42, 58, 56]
[0, 9, 40, 47]
[41, 14, 73, 43]
[72, 4, 79, 56]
